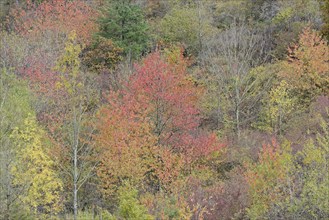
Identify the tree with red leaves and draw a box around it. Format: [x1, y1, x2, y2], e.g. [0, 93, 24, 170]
[95, 50, 223, 196]
[7, 0, 98, 44]
[129, 51, 222, 164]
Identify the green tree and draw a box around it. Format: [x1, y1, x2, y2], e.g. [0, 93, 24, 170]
[320, 0, 329, 41]
[245, 140, 293, 219]
[117, 182, 154, 220]
[98, 0, 149, 59]
[0, 68, 34, 219]
[291, 112, 329, 218]
[159, 3, 213, 55]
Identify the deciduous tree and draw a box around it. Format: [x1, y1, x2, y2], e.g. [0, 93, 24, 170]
[51, 31, 99, 220]
[8, 0, 98, 43]
[279, 27, 329, 105]
[0, 68, 34, 219]
[245, 140, 293, 219]
[130, 51, 222, 164]
[11, 115, 63, 218]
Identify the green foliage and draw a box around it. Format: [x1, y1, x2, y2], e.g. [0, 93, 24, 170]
[245, 140, 293, 219]
[0, 68, 35, 219]
[81, 37, 123, 73]
[0, 31, 27, 70]
[292, 112, 329, 218]
[140, 192, 192, 220]
[159, 5, 212, 55]
[64, 209, 116, 220]
[0, 68, 33, 122]
[260, 80, 295, 134]
[246, 111, 329, 219]
[117, 183, 154, 220]
[214, 0, 248, 28]
[320, 0, 329, 41]
[272, 7, 293, 24]
[98, 0, 149, 59]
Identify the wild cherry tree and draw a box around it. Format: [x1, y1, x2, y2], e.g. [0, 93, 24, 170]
[130, 51, 222, 164]
[95, 50, 223, 197]
[95, 90, 158, 196]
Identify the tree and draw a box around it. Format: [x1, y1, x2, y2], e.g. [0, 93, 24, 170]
[117, 182, 154, 220]
[98, 0, 149, 59]
[0, 31, 27, 70]
[245, 112, 329, 219]
[81, 37, 123, 74]
[259, 80, 295, 135]
[212, 0, 248, 28]
[95, 50, 223, 199]
[290, 111, 329, 218]
[279, 27, 329, 105]
[11, 115, 63, 218]
[7, 0, 98, 44]
[245, 140, 293, 219]
[0, 68, 34, 219]
[52, 31, 98, 220]
[201, 22, 270, 139]
[246, 0, 280, 22]
[159, 1, 213, 56]
[320, 0, 329, 41]
[130, 51, 222, 164]
[95, 90, 157, 196]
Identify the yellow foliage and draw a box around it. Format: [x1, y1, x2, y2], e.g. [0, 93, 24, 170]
[54, 31, 83, 95]
[262, 80, 295, 134]
[11, 115, 63, 217]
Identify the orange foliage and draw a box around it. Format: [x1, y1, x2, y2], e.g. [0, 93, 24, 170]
[280, 27, 329, 101]
[8, 0, 98, 43]
[95, 51, 224, 194]
[130, 51, 222, 162]
[95, 91, 157, 195]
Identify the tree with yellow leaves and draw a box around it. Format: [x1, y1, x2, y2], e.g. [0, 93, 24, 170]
[261, 80, 295, 135]
[11, 115, 63, 219]
[53, 31, 99, 220]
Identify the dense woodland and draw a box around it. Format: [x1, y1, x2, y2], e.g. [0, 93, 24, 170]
[0, 0, 328, 219]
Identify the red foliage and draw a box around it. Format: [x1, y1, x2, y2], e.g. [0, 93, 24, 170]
[95, 51, 224, 193]
[127, 51, 223, 163]
[95, 90, 158, 194]
[8, 0, 98, 43]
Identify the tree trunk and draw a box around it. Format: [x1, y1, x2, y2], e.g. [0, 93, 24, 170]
[73, 145, 78, 220]
[73, 108, 79, 220]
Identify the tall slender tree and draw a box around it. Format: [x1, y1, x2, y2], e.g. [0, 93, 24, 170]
[52, 31, 98, 220]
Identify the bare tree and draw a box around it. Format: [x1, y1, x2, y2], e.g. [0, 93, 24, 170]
[201, 21, 273, 139]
